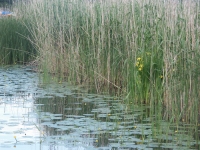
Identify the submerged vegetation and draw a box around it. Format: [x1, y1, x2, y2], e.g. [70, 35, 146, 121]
[1, 0, 200, 125]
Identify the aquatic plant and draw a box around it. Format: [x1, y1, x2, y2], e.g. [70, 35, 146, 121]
[0, 4, 36, 65]
[23, 0, 200, 124]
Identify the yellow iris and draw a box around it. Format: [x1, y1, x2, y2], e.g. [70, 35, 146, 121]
[135, 62, 139, 67]
[136, 57, 143, 71]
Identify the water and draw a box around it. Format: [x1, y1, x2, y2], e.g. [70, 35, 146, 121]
[0, 65, 199, 150]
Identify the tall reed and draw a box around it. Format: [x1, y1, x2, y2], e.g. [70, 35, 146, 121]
[26, 0, 200, 124]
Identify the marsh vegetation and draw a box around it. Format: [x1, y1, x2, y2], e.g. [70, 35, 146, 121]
[23, 0, 200, 124]
[0, 0, 200, 148]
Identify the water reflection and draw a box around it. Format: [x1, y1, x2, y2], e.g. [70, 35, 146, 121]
[0, 66, 41, 149]
[35, 93, 200, 149]
[0, 65, 199, 150]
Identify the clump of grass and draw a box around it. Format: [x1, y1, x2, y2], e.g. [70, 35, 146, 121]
[0, 4, 36, 65]
[25, 0, 200, 124]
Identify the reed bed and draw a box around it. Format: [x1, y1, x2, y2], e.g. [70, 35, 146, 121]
[0, 5, 36, 65]
[21, 0, 200, 124]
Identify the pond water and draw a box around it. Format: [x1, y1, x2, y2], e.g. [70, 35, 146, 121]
[0, 65, 199, 150]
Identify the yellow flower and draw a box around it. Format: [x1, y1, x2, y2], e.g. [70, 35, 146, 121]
[160, 75, 163, 79]
[137, 57, 141, 61]
[135, 62, 139, 67]
[138, 67, 142, 71]
[139, 64, 143, 68]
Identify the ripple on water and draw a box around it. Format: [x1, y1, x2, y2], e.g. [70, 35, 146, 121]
[0, 66, 199, 150]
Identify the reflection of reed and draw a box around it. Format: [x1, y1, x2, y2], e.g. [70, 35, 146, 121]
[94, 132, 110, 147]
[35, 96, 68, 115]
[35, 95, 95, 116]
[35, 94, 96, 137]
[34, 93, 114, 147]
[80, 132, 111, 147]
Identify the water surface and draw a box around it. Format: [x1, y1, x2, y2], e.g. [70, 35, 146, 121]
[0, 65, 199, 150]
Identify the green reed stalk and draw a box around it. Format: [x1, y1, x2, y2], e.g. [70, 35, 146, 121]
[25, 0, 200, 124]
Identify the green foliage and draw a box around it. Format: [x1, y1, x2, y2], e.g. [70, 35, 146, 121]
[0, 15, 36, 65]
[22, 0, 200, 124]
